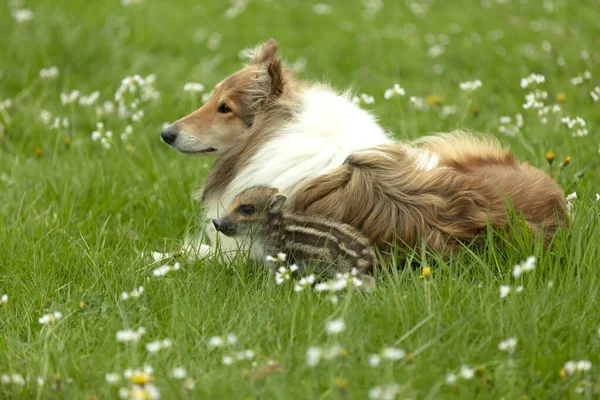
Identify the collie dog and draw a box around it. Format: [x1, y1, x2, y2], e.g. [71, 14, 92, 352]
[161, 39, 568, 261]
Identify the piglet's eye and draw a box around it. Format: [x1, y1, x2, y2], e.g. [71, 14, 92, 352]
[238, 205, 255, 215]
[218, 103, 232, 113]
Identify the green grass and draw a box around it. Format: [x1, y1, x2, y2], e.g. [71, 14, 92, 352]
[1, 0, 600, 398]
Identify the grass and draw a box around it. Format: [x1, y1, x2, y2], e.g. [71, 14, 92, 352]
[1, 0, 599, 398]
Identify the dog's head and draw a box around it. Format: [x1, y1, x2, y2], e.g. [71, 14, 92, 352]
[212, 186, 287, 237]
[161, 39, 285, 155]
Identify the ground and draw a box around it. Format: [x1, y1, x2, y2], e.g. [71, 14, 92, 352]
[1, 0, 600, 398]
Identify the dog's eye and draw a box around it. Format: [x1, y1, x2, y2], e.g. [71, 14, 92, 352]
[218, 102, 232, 114]
[238, 205, 255, 216]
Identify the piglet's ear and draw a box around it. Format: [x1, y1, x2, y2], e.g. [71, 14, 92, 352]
[269, 194, 287, 214]
[252, 38, 278, 66]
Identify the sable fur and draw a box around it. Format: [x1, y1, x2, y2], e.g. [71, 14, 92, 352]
[161, 39, 569, 262]
[213, 186, 377, 276]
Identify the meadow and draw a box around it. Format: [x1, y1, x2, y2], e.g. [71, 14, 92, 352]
[1, 0, 600, 398]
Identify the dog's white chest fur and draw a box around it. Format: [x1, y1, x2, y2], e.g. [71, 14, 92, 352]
[192, 87, 396, 258]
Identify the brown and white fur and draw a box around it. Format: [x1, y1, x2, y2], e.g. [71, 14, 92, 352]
[212, 186, 377, 276]
[161, 39, 568, 261]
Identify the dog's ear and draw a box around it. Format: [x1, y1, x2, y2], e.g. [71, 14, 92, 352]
[252, 38, 278, 66]
[269, 194, 287, 214]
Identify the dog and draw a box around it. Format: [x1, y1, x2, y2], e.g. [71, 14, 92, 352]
[161, 38, 568, 261]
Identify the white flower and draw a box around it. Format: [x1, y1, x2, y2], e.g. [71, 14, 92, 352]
[152, 262, 181, 277]
[512, 265, 522, 279]
[12, 9, 33, 23]
[116, 327, 146, 342]
[276, 252, 287, 262]
[208, 336, 224, 349]
[515, 285, 524, 293]
[561, 117, 588, 137]
[384, 84, 406, 99]
[36, 377, 44, 386]
[564, 361, 577, 374]
[274, 265, 295, 285]
[368, 383, 401, 400]
[591, 87, 600, 102]
[1, 374, 10, 384]
[445, 373, 457, 385]
[10, 374, 25, 385]
[122, 0, 143, 5]
[105, 373, 121, 384]
[39, 66, 59, 80]
[294, 274, 316, 292]
[1, 294, 7, 304]
[326, 319, 346, 335]
[498, 337, 518, 353]
[360, 93, 375, 104]
[236, 350, 255, 360]
[459, 80, 482, 92]
[122, 286, 144, 301]
[427, 44, 445, 58]
[500, 285, 511, 298]
[39, 311, 63, 325]
[171, 367, 187, 379]
[222, 355, 233, 365]
[183, 82, 205, 93]
[577, 360, 592, 372]
[459, 365, 474, 379]
[146, 338, 172, 353]
[520, 73, 545, 89]
[566, 192, 578, 212]
[306, 346, 322, 367]
[369, 354, 381, 367]
[39, 110, 53, 125]
[312, 3, 332, 14]
[381, 347, 406, 360]
[226, 333, 238, 345]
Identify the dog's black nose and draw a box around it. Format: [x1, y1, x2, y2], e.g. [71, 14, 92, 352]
[161, 125, 178, 145]
[212, 218, 222, 231]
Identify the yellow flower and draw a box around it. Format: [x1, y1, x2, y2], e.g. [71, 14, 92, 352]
[130, 374, 152, 385]
[425, 95, 444, 106]
[64, 136, 72, 147]
[545, 151, 555, 165]
[555, 93, 566, 103]
[44, 297, 52, 309]
[79, 301, 85, 310]
[35, 147, 43, 157]
[333, 377, 348, 389]
[559, 368, 567, 380]
[561, 156, 571, 168]
[419, 266, 431, 280]
[471, 105, 480, 117]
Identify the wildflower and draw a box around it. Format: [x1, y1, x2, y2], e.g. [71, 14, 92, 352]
[358, 93, 375, 105]
[591, 87, 600, 102]
[39, 311, 63, 325]
[459, 80, 482, 92]
[369, 354, 381, 367]
[183, 82, 205, 93]
[419, 266, 431, 280]
[427, 44, 445, 58]
[105, 373, 121, 384]
[500, 285, 511, 298]
[9, 374, 25, 385]
[64, 137, 72, 148]
[36, 377, 44, 386]
[274, 264, 298, 285]
[459, 365, 474, 379]
[445, 373, 457, 385]
[124, 366, 153, 380]
[121, 286, 144, 301]
[226, 333, 238, 345]
[425, 95, 443, 106]
[152, 262, 181, 277]
[498, 114, 524, 136]
[571, 71, 591, 86]
[1, 374, 10, 384]
[116, 327, 146, 342]
[545, 151, 555, 165]
[326, 319, 346, 335]
[276, 252, 287, 262]
[91, 122, 113, 149]
[120, 125, 134, 141]
[555, 93, 566, 103]
[409, 96, 426, 110]
[439, 105, 458, 118]
[498, 337, 518, 353]
[512, 256, 535, 278]
[60, 90, 81, 105]
[312, 4, 332, 14]
[208, 336, 224, 348]
[12, 8, 33, 23]
[39, 66, 59, 80]
[114, 74, 159, 120]
[566, 192, 577, 213]
[323, 344, 345, 360]
[561, 116, 588, 137]
[79, 91, 100, 107]
[381, 347, 406, 361]
[384, 84, 406, 100]
[294, 274, 316, 292]
[222, 355, 234, 365]
[171, 367, 186, 379]
[368, 383, 401, 400]
[564, 360, 592, 375]
[145, 338, 172, 353]
[235, 350, 255, 360]
[520, 73, 545, 89]
[306, 346, 322, 367]
[1, 294, 7, 304]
